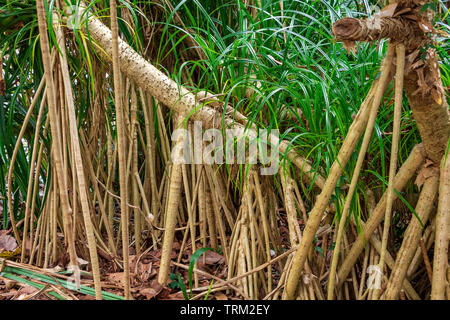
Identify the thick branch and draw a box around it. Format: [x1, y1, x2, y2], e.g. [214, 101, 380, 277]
[332, 17, 423, 49]
[383, 173, 440, 300]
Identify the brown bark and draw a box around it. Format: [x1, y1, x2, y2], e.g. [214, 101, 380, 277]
[110, 0, 130, 299]
[383, 173, 439, 299]
[337, 144, 426, 287]
[403, 62, 450, 163]
[400, 1, 429, 7]
[431, 153, 450, 299]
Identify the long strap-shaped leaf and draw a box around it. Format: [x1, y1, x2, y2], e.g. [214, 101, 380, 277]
[0, 262, 123, 300]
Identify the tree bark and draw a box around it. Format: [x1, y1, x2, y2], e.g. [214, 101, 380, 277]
[337, 144, 426, 287]
[332, 17, 423, 49]
[431, 153, 450, 299]
[403, 61, 450, 163]
[383, 173, 439, 299]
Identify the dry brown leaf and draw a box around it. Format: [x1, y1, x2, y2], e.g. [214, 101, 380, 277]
[378, 3, 398, 18]
[172, 242, 181, 250]
[165, 291, 185, 300]
[415, 160, 439, 189]
[139, 286, 162, 299]
[129, 255, 138, 270]
[107, 272, 127, 286]
[0, 233, 18, 252]
[342, 40, 356, 55]
[0, 79, 5, 96]
[412, 68, 428, 96]
[302, 273, 312, 285]
[199, 250, 225, 266]
[418, 18, 434, 33]
[155, 286, 172, 299]
[403, 14, 418, 21]
[0, 230, 10, 237]
[215, 292, 228, 300]
[367, 4, 398, 32]
[77, 257, 89, 265]
[44, 266, 63, 273]
[431, 89, 442, 105]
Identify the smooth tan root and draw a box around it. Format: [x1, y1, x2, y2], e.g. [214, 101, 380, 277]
[110, 0, 130, 299]
[55, 13, 104, 298]
[280, 170, 302, 246]
[431, 153, 450, 299]
[283, 70, 391, 300]
[369, 235, 420, 300]
[337, 144, 426, 288]
[10, 78, 45, 259]
[383, 174, 440, 300]
[327, 46, 395, 300]
[36, 0, 86, 296]
[158, 115, 185, 285]
[373, 43, 405, 300]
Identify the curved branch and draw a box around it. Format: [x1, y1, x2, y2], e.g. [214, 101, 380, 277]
[332, 17, 423, 49]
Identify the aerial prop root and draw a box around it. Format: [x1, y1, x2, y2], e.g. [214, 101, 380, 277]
[283, 51, 394, 299]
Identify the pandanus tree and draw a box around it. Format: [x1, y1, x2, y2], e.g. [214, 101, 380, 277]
[0, 0, 448, 300]
[285, 0, 449, 300]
